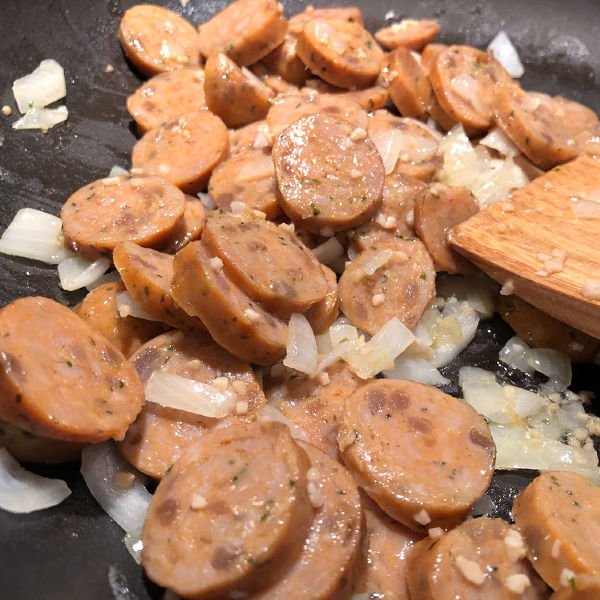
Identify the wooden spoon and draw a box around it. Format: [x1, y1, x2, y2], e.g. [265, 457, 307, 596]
[449, 154, 600, 339]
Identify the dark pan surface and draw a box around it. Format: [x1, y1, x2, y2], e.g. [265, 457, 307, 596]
[0, 1, 599, 598]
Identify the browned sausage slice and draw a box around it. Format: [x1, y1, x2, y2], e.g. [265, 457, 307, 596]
[303, 264, 340, 334]
[113, 241, 206, 333]
[142, 421, 313, 597]
[261, 36, 310, 86]
[353, 173, 427, 252]
[430, 45, 511, 131]
[551, 575, 600, 599]
[171, 241, 288, 365]
[297, 18, 384, 89]
[407, 517, 547, 599]
[0, 297, 143, 443]
[288, 6, 364, 35]
[131, 110, 229, 193]
[208, 149, 280, 220]
[159, 195, 206, 254]
[367, 110, 442, 182]
[197, 0, 287, 66]
[267, 92, 368, 139]
[204, 53, 273, 128]
[338, 379, 495, 531]
[229, 120, 273, 156]
[421, 43, 448, 74]
[61, 175, 186, 256]
[253, 441, 363, 599]
[74, 281, 166, 358]
[202, 212, 328, 315]
[126, 68, 206, 134]
[342, 85, 391, 112]
[414, 182, 479, 274]
[375, 19, 440, 51]
[513, 471, 600, 590]
[273, 113, 384, 233]
[118, 5, 201, 77]
[118, 330, 265, 479]
[266, 362, 363, 459]
[338, 238, 435, 335]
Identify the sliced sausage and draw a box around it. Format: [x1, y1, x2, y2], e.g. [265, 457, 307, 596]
[407, 517, 548, 599]
[118, 4, 201, 77]
[229, 120, 273, 156]
[513, 471, 600, 590]
[367, 110, 442, 182]
[266, 362, 363, 458]
[353, 173, 427, 251]
[202, 211, 328, 315]
[576, 122, 600, 158]
[142, 421, 313, 597]
[0, 297, 143, 443]
[497, 294, 600, 363]
[126, 68, 206, 134]
[551, 575, 600, 599]
[342, 85, 391, 112]
[414, 182, 479, 274]
[118, 330, 266, 479]
[296, 18, 384, 89]
[430, 45, 511, 131]
[204, 53, 273, 128]
[61, 175, 186, 256]
[131, 110, 229, 193]
[288, 6, 364, 35]
[303, 264, 340, 334]
[495, 86, 582, 169]
[421, 43, 448, 74]
[355, 496, 423, 600]
[514, 154, 546, 180]
[159, 195, 206, 254]
[261, 36, 310, 86]
[273, 113, 384, 233]
[74, 281, 166, 358]
[196, 0, 287, 66]
[375, 19, 440, 51]
[171, 241, 288, 365]
[253, 441, 363, 599]
[208, 149, 280, 220]
[338, 379, 495, 531]
[338, 238, 435, 335]
[251, 67, 300, 96]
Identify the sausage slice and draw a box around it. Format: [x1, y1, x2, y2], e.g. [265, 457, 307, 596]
[375, 19, 440, 51]
[113, 241, 206, 333]
[551, 575, 600, 599]
[338, 379, 495, 531]
[296, 18, 384, 89]
[414, 182, 479, 274]
[126, 68, 206, 134]
[61, 175, 186, 256]
[288, 6, 364, 35]
[407, 517, 547, 599]
[118, 5, 201, 77]
[229, 120, 273, 156]
[204, 53, 273, 128]
[303, 264, 340, 334]
[131, 111, 229, 193]
[159, 195, 206, 254]
[197, 0, 287, 66]
[142, 421, 313, 597]
[421, 43, 448, 74]
[273, 113, 384, 233]
[513, 471, 600, 590]
[0, 297, 143, 443]
[202, 212, 328, 316]
[342, 86, 391, 112]
[118, 330, 265, 479]
[171, 241, 288, 365]
[338, 238, 435, 335]
[261, 36, 310, 86]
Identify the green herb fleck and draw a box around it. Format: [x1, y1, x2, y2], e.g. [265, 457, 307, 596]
[310, 202, 320, 216]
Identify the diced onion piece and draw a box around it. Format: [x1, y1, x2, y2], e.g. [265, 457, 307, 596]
[312, 237, 344, 266]
[108, 165, 129, 177]
[197, 192, 216, 210]
[284, 313, 318, 376]
[58, 254, 112, 291]
[115, 290, 162, 321]
[528, 347, 572, 392]
[0, 208, 69, 264]
[12, 59, 67, 113]
[257, 405, 304, 439]
[499, 336, 533, 373]
[436, 273, 497, 318]
[488, 31, 524, 78]
[470, 493, 496, 517]
[480, 127, 520, 158]
[0, 448, 71, 514]
[124, 528, 144, 565]
[361, 248, 395, 276]
[80, 441, 151, 533]
[370, 129, 405, 174]
[384, 356, 450, 386]
[145, 371, 237, 418]
[13, 106, 68, 131]
[86, 270, 121, 292]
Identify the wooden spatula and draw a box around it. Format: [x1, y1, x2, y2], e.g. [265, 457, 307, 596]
[449, 154, 600, 339]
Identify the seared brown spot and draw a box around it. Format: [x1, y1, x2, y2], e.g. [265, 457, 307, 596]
[246, 240, 268, 252]
[469, 426, 494, 450]
[408, 416, 432, 434]
[367, 388, 386, 414]
[205, 499, 232, 515]
[390, 391, 409, 410]
[273, 279, 297, 298]
[126, 430, 143, 446]
[211, 544, 243, 570]
[155, 497, 179, 526]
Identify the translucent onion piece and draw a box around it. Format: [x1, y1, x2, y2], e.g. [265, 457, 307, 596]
[488, 31, 525, 78]
[312, 237, 344, 266]
[108, 165, 129, 177]
[197, 192, 216, 210]
[480, 127, 520, 158]
[12, 59, 67, 113]
[384, 356, 450, 387]
[257, 405, 303, 439]
[85, 270, 121, 292]
[370, 129, 404, 175]
[58, 254, 112, 291]
[13, 106, 68, 131]
[123, 528, 144, 565]
[115, 290, 162, 321]
[284, 313, 318, 376]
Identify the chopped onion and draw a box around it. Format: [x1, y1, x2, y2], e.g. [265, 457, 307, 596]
[361, 247, 395, 276]
[115, 290, 162, 321]
[13, 106, 68, 131]
[480, 127, 520, 158]
[85, 269, 121, 292]
[0, 208, 69, 264]
[197, 192, 216, 210]
[488, 31, 525, 78]
[436, 274, 497, 318]
[123, 527, 144, 565]
[370, 129, 405, 174]
[58, 254, 112, 291]
[12, 59, 67, 113]
[257, 405, 303, 439]
[499, 336, 533, 373]
[284, 313, 318, 376]
[384, 356, 450, 386]
[145, 371, 237, 418]
[312, 237, 344, 266]
[80, 441, 151, 533]
[108, 165, 129, 177]
[470, 493, 496, 517]
[0, 448, 71, 513]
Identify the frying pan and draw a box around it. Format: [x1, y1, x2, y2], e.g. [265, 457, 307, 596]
[0, 0, 599, 598]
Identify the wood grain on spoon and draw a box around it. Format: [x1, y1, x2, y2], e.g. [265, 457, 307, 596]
[449, 154, 600, 339]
